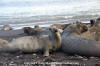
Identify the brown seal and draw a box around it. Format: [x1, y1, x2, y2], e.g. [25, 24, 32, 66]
[80, 18, 100, 42]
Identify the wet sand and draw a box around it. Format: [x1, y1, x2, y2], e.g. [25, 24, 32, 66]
[0, 29, 100, 66]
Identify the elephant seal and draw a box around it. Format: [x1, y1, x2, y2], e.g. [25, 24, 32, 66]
[34, 25, 42, 30]
[0, 28, 61, 57]
[1, 25, 12, 30]
[23, 27, 36, 35]
[79, 21, 96, 40]
[51, 24, 71, 30]
[61, 23, 100, 57]
[23, 25, 42, 35]
[81, 18, 100, 41]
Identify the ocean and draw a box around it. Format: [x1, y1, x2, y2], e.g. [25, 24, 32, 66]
[0, 0, 100, 29]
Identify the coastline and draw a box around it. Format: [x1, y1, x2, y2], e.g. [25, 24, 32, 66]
[0, 14, 100, 30]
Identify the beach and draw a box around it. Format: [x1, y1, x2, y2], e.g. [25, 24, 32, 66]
[0, 0, 100, 65]
[0, 26, 100, 66]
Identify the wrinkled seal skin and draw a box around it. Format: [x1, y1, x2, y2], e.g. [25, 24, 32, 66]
[0, 28, 61, 57]
[61, 23, 100, 57]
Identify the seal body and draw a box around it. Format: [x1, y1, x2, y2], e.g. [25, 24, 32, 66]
[0, 28, 61, 56]
[62, 23, 100, 57]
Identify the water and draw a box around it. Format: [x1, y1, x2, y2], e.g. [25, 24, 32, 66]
[0, 0, 100, 29]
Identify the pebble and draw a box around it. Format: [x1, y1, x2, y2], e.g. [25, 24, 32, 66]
[78, 56, 84, 59]
[82, 58, 88, 61]
[33, 54, 36, 56]
[16, 56, 20, 58]
[90, 57, 95, 59]
[37, 57, 39, 58]
[10, 61, 14, 63]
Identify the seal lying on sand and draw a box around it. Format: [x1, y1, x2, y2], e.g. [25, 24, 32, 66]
[23, 27, 35, 35]
[61, 23, 100, 57]
[0, 28, 61, 56]
[23, 25, 42, 35]
[1, 25, 12, 30]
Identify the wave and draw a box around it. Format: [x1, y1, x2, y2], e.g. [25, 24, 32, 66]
[0, 14, 99, 30]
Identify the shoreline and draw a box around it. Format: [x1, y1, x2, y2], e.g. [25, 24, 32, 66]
[0, 19, 90, 30]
